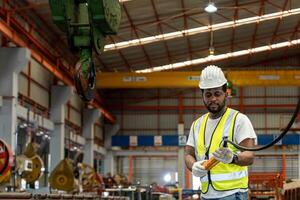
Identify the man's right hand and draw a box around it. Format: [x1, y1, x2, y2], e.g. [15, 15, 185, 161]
[192, 160, 208, 177]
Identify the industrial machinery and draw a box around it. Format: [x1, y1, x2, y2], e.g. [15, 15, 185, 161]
[0, 139, 13, 184]
[81, 163, 104, 193]
[49, 0, 122, 101]
[49, 156, 104, 193]
[49, 158, 75, 192]
[113, 174, 130, 188]
[16, 142, 44, 184]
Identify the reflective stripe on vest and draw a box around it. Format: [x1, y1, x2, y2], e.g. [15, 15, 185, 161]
[195, 108, 248, 193]
[201, 170, 248, 182]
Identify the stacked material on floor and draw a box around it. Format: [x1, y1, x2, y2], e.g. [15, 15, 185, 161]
[0, 193, 129, 200]
[284, 180, 300, 200]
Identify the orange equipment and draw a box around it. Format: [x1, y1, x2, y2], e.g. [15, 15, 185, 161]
[249, 172, 284, 200]
[202, 157, 219, 170]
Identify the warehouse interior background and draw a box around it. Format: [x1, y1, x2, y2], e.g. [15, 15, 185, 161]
[0, 0, 300, 199]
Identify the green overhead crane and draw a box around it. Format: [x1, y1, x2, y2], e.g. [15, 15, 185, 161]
[49, 0, 122, 101]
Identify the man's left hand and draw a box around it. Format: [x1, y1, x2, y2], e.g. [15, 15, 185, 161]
[213, 147, 234, 164]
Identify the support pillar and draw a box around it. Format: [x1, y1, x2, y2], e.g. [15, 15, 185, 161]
[83, 108, 100, 166]
[177, 123, 185, 188]
[104, 124, 119, 175]
[298, 146, 300, 179]
[0, 48, 30, 150]
[50, 85, 71, 171]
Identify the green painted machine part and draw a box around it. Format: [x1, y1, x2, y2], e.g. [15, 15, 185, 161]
[226, 80, 236, 97]
[49, 0, 121, 101]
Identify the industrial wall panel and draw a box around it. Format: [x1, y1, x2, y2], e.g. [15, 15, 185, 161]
[249, 155, 298, 179]
[195, 99, 204, 106]
[30, 83, 49, 108]
[94, 124, 103, 140]
[286, 156, 299, 178]
[64, 105, 68, 119]
[250, 156, 281, 172]
[115, 115, 122, 125]
[122, 130, 157, 136]
[247, 114, 266, 130]
[183, 98, 197, 106]
[255, 130, 266, 135]
[266, 97, 298, 105]
[65, 95, 82, 126]
[184, 89, 198, 97]
[244, 87, 265, 96]
[243, 98, 265, 105]
[160, 98, 178, 106]
[123, 114, 157, 130]
[266, 114, 281, 129]
[30, 59, 52, 89]
[121, 157, 178, 185]
[282, 113, 300, 131]
[160, 114, 177, 130]
[266, 87, 298, 96]
[184, 114, 198, 130]
[69, 108, 81, 126]
[70, 95, 83, 110]
[134, 99, 160, 106]
[18, 74, 28, 96]
[227, 97, 239, 106]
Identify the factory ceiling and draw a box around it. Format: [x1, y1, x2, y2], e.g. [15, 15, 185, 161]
[12, 0, 300, 73]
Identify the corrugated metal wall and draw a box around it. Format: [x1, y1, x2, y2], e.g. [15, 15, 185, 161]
[122, 156, 178, 185]
[115, 87, 299, 135]
[19, 59, 52, 109]
[113, 87, 300, 183]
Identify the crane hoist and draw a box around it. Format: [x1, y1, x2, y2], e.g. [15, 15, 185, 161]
[49, 0, 122, 101]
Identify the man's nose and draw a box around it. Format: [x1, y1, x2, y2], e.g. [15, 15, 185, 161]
[211, 95, 217, 101]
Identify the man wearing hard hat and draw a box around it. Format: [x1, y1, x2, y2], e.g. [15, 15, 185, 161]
[185, 65, 257, 200]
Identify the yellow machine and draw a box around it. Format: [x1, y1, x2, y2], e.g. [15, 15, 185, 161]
[49, 158, 103, 193]
[49, 158, 75, 192]
[16, 142, 44, 184]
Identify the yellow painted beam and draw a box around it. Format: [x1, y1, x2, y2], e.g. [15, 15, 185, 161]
[96, 70, 300, 88]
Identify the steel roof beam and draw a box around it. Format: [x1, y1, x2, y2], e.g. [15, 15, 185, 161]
[150, 0, 173, 63]
[105, 7, 300, 52]
[108, 36, 132, 71]
[230, 0, 239, 65]
[127, 30, 296, 67]
[265, 0, 289, 60]
[136, 37, 300, 72]
[248, 0, 264, 62]
[181, 0, 193, 60]
[119, 1, 261, 30]
[122, 4, 152, 68]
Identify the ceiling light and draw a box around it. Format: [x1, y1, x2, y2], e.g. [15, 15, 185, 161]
[136, 39, 300, 73]
[104, 8, 300, 51]
[205, 3, 217, 13]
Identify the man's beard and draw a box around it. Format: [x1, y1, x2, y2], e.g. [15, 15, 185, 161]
[204, 100, 226, 114]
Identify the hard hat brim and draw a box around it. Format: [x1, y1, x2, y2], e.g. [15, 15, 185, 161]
[199, 81, 227, 89]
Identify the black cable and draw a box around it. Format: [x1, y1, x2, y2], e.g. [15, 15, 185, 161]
[223, 95, 300, 151]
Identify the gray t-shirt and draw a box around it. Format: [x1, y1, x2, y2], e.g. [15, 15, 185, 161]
[186, 112, 257, 199]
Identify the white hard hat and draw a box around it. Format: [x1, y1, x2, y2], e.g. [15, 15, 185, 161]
[199, 65, 227, 89]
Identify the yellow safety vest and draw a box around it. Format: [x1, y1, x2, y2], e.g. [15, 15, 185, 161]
[195, 108, 248, 193]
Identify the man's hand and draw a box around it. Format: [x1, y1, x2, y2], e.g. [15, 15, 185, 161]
[213, 147, 234, 164]
[192, 160, 208, 177]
